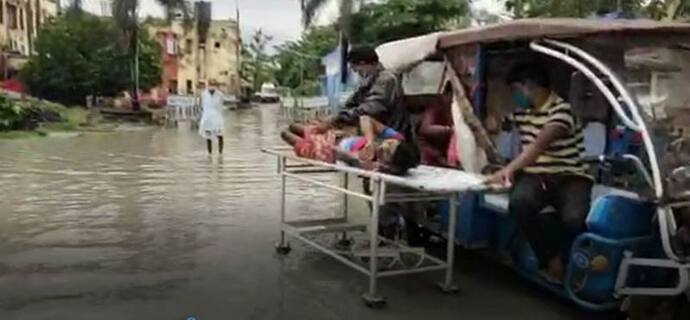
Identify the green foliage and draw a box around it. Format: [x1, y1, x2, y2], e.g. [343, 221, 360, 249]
[21, 13, 162, 105]
[0, 95, 23, 130]
[281, 0, 466, 91]
[350, 0, 468, 44]
[646, 0, 690, 20]
[301, 0, 335, 27]
[241, 29, 277, 92]
[504, 0, 690, 19]
[273, 26, 338, 91]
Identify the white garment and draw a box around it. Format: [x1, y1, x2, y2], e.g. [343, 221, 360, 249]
[198, 89, 225, 139]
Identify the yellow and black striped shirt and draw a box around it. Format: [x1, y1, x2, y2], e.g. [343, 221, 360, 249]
[513, 93, 589, 177]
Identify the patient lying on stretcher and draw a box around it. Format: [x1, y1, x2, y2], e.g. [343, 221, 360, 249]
[280, 116, 420, 175]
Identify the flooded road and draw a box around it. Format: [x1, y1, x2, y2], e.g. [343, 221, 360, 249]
[0, 105, 606, 319]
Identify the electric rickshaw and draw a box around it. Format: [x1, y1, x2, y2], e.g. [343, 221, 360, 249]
[375, 18, 690, 314]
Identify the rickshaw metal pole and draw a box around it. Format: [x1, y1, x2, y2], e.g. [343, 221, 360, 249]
[442, 193, 458, 292]
[541, 39, 664, 198]
[529, 42, 639, 131]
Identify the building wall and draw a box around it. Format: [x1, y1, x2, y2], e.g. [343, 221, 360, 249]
[202, 20, 240, 94]
[150, 28, 180, 95]
[146, 17, 240, 97]
[171, 19, 240, 95]
[0, 0, 58, 56]
[171, 20, 198, 95]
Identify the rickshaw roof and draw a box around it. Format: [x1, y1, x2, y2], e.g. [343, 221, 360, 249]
[438, 18, 690, 49]
[375, 32, 445, 70]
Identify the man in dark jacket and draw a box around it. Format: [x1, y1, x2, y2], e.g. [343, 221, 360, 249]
[319, 45, 414, 143]
[318, 45, 422, 242]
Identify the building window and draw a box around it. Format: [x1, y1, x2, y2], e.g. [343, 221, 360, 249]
[165, 37, 176, 55]
[8, 5, 18, 30]
[0, 4, 4, 24]
[19, 9, 24, 30]
[215, 42, 221, 49]
[230, 76, 238, 90]
[185, 39, 193, 54]
[169, 80, 178, 94]
[186, 80, 192, 94]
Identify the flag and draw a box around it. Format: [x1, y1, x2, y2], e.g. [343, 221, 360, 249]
[339, 34, 349, 84]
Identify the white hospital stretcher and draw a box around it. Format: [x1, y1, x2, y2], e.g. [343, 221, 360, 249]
[262, 146, 488, 307]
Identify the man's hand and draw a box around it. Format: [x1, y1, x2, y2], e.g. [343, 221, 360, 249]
[484, 167, 515, 187]
[312, 121, 331, 134]
[359, 143, 376, 162]
[359, 160, 379, 171]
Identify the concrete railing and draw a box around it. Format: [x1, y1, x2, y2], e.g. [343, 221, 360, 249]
[281, 96, 331, 123]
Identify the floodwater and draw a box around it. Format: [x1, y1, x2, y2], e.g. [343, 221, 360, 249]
[0, 105, 608, 320]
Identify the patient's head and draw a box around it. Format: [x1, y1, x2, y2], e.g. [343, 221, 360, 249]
[376, 140, 420, 175]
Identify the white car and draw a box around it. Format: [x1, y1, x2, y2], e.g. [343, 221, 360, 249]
[254, 83, 280, 103]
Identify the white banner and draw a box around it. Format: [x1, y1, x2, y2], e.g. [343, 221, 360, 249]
[167, 95, 197, 108]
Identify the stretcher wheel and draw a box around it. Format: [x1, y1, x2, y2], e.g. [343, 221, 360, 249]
[333, 236, 354, 250]
[362, 294, 387, 309]
[436, 282, 459, 294]
[275, 242, 292, 255]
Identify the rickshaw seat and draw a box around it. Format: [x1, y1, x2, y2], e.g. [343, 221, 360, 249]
[481, 184, 639, 216]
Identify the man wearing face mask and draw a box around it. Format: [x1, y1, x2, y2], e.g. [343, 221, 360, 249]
[315, 45, 421, 241]
[198, 81, 225, 155]
[317, 45, 414, 143]
[485, 62, 593, 282]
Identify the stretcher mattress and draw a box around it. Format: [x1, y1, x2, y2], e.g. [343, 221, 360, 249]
[262, 147, 488, 193]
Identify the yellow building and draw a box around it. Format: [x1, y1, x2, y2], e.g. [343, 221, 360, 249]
[0, 0, 58, 78]
[0, 0, 58, 56]
[147, 16, 241, 96]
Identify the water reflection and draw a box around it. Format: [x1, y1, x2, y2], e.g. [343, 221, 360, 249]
[0, 105, 605, 320]
[0, 105, 339, 315]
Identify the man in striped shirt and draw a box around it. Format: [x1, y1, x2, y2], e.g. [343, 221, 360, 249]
[486, 62, 593, 282]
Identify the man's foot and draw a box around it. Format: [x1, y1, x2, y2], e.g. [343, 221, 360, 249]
[590, 255, 609, 272]
[539, 257, 564, 285]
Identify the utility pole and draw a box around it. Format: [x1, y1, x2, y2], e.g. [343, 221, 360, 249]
[132, 4, 141, 111]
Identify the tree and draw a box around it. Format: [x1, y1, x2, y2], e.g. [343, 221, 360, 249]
[21, 12, 162, 105]
[505, 0, 640, 18]
[301, 0, 355, 30]
[273, 26, 338, 94]
[300, 0, 356, 85]
[278, 0, 468, 93]
[111, 0, 189, 110]
[349, 0, 469, 44]
[504, 0, 690, 19]
[240, 29, 276, 92]
[646, 0, 690, 20]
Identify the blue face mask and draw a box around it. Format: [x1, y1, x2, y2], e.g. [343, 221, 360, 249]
[511, 90, 531, 109]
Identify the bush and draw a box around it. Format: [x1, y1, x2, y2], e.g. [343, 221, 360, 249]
[0, 95, 24, 130]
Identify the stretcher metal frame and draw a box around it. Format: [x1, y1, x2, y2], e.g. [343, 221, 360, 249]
[263, 146, 480, 307]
